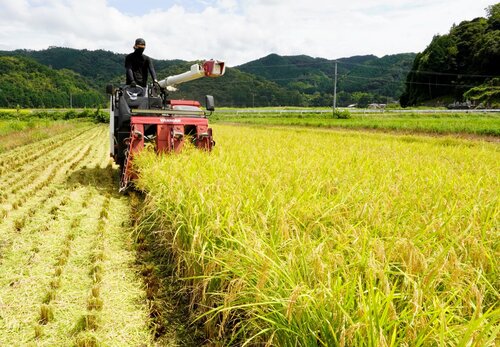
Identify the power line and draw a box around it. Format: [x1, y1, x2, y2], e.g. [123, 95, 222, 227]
[237, 59, 499, 79]
[191, 72, 492, 88]
[407, 70, 497, 79]
[403, 81, 498, 89]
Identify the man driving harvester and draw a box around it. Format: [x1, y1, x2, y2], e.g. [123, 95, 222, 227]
[125, 38, 158, 89]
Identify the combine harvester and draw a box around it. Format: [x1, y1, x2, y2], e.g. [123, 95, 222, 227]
[107, 60, 225, 191]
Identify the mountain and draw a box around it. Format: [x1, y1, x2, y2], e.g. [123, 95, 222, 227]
[400, 4, 500, 107]
[0, 47, 415, 108]
[237, 53, 416, 106]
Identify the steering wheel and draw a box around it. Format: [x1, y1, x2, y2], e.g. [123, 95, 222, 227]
[124, 84, 145, 98]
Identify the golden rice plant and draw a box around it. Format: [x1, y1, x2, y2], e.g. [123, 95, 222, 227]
[135, 125, 499, 346]
[39, 304, 54, 325]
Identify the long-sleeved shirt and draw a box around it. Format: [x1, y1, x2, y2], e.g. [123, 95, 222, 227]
[125, 51, 157, 87]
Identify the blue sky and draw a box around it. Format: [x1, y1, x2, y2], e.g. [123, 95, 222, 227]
[106, 0, 242, 15]
[1, 0, 497, 66]
[107, 0, 201, 15]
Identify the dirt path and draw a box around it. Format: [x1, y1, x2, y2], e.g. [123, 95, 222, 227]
[0, 125, 157, 345]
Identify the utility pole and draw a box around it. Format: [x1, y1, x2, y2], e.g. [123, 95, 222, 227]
[333, 61, 337, 114]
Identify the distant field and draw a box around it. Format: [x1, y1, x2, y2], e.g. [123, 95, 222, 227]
[0, 108, 108, 152]
[214, 110, 500, 137]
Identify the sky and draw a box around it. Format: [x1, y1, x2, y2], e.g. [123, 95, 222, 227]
[0, 0, 497, 66]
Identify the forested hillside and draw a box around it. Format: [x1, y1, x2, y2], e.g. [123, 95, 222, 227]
[0, 56, 104, 108]
[237, 53, 415, 106]
[0, 47, 414, 108]
[401, 3, 500, 107]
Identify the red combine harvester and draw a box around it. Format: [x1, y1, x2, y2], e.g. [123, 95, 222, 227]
[106, 60, 225, 191]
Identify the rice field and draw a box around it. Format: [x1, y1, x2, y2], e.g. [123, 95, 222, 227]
[135, 124, 500, 346]
[0, 115, 498, 346]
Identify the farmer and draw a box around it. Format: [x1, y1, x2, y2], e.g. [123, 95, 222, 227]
[125, 38, 158, 88]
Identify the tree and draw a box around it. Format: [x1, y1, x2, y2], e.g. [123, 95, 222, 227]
[400, 6, 499, 106]
[486, 3, 500, 29]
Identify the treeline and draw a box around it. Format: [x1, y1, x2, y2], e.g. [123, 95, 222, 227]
[401, 4, 500, 107]
[146, 52, 415, 107]
[155, 63, 304, 108]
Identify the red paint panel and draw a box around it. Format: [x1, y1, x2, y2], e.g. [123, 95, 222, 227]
[156, 125, 171, 152]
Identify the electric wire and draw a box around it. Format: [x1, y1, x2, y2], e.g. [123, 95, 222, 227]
[235, 59, 499, 79]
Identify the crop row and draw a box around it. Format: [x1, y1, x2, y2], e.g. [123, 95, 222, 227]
[35, 197, 81, 337]
[71, 193, 110, 346]
[0, 124, 94, 179]
[0, 123, 93, 166]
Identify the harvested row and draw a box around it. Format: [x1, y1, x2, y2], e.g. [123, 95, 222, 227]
[0, 124, 152, 345]
[0, 125, 104, 219]
[0, 125, 96, 195]
[0, 124, 93, 173]
[0, 134, 96, 231]
[0, 121, 86, 154]
[2, 140, 93, 214]
[0, 127, 95, 205]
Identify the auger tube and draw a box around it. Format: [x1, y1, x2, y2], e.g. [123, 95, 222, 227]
[157, 60, 225, 88]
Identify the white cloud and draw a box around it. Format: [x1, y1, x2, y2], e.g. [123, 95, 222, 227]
[0, 0, 496, 66]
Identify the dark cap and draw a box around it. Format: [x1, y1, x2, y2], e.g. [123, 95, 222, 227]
[135, 38, 146, 47]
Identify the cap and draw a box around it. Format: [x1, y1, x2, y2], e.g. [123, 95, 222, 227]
[134, 38, 146, 47]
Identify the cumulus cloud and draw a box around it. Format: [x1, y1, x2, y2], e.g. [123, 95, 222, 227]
[0, 0, 496, 65]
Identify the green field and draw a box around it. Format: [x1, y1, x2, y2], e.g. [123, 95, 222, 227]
[214, 111, 500, 137]
[135, 124, 499, 346]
